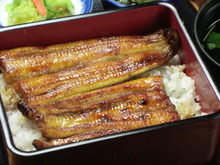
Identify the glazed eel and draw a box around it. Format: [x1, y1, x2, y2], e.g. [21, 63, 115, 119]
[29, 76, 180, 149]
[1, 28, 179, 84]
[1, 28, 181, 149]
[12, 29, 179, 106]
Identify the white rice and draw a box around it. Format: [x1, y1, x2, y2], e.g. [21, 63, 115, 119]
[6, 110, 44, 151]
[139, 56, 202, 119]
[0, 74, 44, 151]
[0, 55, 203, 151]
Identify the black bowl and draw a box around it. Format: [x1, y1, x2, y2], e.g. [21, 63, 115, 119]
[194, 0, 220, 67]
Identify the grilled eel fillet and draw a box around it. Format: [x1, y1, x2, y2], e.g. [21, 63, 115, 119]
[33, 109, 180, 149]
[27, 76, 180, 149]
[12, 29, 179, 106]
[18, 76, 170, 120]
[1, 28, 179, 84]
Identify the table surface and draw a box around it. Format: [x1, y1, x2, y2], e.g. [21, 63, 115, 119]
[0, 0, 219, 165]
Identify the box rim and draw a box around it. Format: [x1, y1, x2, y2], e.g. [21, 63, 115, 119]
[0, 1, 219, 157]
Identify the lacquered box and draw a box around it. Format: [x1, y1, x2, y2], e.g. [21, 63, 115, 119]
[0, 2, 219, 165]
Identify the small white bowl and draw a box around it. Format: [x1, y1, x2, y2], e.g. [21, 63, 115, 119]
[0, 0, 93, 27]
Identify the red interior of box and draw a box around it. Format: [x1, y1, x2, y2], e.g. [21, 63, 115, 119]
[0, 4, 219, 113]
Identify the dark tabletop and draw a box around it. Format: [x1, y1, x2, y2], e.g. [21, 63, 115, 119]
[0, 0, 219, 165]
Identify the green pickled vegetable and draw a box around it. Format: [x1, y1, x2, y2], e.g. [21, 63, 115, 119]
[5, 0, 75, 26]
[205, 32, 220, 50]
[5, 0, 46, 25]
[115, 0, 154, 5]
[134, 0, 154, 4]
[44, 0, 75, 19]
[115, 0, 132, 5]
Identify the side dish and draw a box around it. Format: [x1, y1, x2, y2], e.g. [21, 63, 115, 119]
[0, 29, 202, 151]
[114, 0, 154, 5]
[0, 0, 84, 26]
